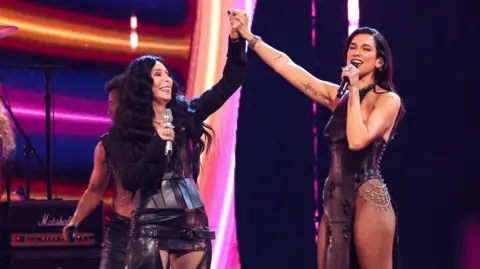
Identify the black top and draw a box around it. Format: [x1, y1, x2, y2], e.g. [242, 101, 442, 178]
[323, 86, 395, 184]
[111, 37, 248, 194]
[100, 133, 134, 214]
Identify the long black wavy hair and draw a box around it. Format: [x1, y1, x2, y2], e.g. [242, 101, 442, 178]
[111, 55, 214, 179]
[344, 27, 405, 136]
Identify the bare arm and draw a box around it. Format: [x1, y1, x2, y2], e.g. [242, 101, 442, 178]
[242, 32, 338, 110]
[347, 89, 401, 151]
[69, 142, 109, 225]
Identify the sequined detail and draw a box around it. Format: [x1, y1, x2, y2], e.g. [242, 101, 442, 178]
[341, 199, 351, 216]
[327, 223, 334, 251]
[358, 179, 391, 211]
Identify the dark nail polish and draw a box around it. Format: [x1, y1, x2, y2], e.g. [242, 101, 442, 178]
[227, 10, 231, 15]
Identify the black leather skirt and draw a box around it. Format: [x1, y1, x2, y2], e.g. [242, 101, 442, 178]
[125, 207, 215, 269]
[125, 177, 215, 268]
[129, 207, 215, 250]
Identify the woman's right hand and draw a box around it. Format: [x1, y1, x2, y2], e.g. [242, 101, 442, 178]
[230, 9, 252, 40]
[62, 223, 77, 242]
[156, 125, 175, 142]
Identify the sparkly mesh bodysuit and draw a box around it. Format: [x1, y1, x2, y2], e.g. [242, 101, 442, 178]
[320, 86, 401, 269]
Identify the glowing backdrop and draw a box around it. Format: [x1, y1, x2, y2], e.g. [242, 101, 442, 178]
[0, 0, 256, 268]
[189, 1, 256, 268]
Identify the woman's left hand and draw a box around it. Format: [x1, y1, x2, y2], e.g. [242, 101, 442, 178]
[341, 64, 360, 91]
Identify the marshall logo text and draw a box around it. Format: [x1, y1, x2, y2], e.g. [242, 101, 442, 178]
[37, 213, 72, 227]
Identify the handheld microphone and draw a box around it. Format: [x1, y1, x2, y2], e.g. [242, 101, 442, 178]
[162, 109, 174, 158]
[336, 61, 360, 98]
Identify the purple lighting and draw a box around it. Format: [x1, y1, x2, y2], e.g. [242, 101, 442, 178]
[11, 105, 111, 124]
[4, 101, 111, 136]
[7, 88, 110, 119]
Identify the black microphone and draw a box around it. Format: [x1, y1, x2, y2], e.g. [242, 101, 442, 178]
[336, 61, 360, 98]
[162, 109, 174, 159]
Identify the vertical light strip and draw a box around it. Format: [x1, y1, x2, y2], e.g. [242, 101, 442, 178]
[204, 5, 222, 97]
[130, 15, 138, 50]
[347, 0, 360, 34]
[208, 3, 257, 269]
[187, 1, 256, 268]
[311, 0, 320, 243]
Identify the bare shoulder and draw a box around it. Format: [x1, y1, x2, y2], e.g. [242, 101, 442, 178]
[374, 88, 401, 110]
[93, 142, 106, 162]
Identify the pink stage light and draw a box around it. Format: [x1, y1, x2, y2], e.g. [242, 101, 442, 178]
[7, 88, 109, 117]
[11, 105, 110, 124]
[460, 219, 480, 269]
[2, 89, 111, 134]
[6, 105, 111, 136]
[311, 0, 320, 242]
[347, 0, 360, 35]
[202, 1, 256, 268]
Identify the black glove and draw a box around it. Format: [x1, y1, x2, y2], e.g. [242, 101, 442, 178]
[65, 225, 78, 243]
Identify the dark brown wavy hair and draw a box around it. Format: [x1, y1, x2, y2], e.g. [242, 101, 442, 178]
[344, 27, 406, 137]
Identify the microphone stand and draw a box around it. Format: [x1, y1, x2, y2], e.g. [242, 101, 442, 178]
[3, 149, 12, 202]
[0, 95, 44, 200]
[44, 69, 52, 200]
[0, 65, 67, 201]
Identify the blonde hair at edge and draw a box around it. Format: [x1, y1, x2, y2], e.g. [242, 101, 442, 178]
[0, 107, 15, 158]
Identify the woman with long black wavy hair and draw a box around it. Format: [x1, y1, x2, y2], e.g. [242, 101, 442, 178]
[101, 14, 247, 269]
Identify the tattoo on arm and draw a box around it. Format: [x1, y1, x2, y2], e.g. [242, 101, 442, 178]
[302, 82, 318, 96]
[274, 55, 283, 62]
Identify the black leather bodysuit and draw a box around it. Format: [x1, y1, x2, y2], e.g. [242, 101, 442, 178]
[107, 37, 247, 269]
[322, 86, 400, 269]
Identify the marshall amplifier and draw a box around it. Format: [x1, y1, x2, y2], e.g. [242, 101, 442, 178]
[0, 199, 104, 269]
[0, 199, 104, 249]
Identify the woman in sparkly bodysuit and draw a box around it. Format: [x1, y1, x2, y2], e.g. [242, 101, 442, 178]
[231, 9, 403, 269]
